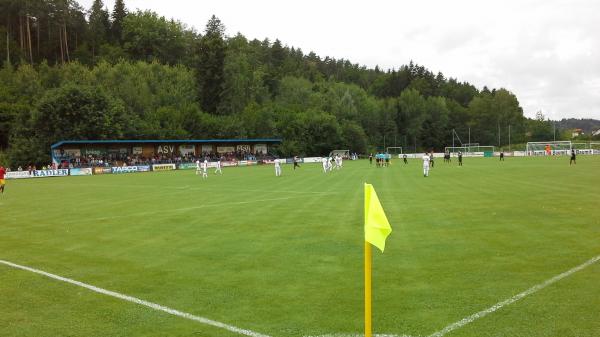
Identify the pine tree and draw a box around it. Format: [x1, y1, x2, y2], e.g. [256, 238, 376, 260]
[195, 15, 226, 114]
[111, 0, 127, 44]
[88, 0, 110, 59]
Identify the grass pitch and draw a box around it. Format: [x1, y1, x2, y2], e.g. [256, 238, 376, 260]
[1, 156, 599, 337]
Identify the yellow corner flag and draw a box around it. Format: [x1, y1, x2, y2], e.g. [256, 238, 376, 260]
[364, 183, 392, 252]
[364, 183, 392, 337]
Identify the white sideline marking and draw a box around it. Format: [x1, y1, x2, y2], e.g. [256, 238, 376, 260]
[427, 254, 600, 337]
[304, 334, 405, 337]
[304, 254, 600, 337]
[0, 259, 271, 337]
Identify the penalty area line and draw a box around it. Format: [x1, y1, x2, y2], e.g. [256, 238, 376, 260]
[0, 259, 272, 337]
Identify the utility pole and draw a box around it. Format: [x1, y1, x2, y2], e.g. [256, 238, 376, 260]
[553, 122, 556, 142]
[509, 124, 511, 152]
[452, 129, 455, 148]
[498, 123, 501, 147]
[468, 127, 471, 146]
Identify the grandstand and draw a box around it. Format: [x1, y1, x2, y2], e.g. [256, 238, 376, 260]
[51, 139, 282, 167]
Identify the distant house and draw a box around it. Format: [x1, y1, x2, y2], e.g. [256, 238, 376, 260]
[593, 129, 600, 137]
[571, 128, 584, 138]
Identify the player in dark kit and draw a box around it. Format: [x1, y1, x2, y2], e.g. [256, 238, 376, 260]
[500, 151, 505, 161]
[458, 151, 463, 166]
[403, 154, 408, 164]
[293, 156, 301, 170]
[570, 149, 576, 165]
[369, 153, 373, 165]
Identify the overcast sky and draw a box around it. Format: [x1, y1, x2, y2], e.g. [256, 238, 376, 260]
[79, 0, 600, 120]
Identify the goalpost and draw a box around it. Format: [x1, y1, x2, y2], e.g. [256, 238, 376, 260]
[591, 142, 600, 155]
[386, 147, 403, 158]
[526, 141, 572, 156]
[329, 149, 350, 159]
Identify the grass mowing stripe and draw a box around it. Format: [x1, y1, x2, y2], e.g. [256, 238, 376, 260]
[0, 259, 272, 337]
[427, 254, 600, 337]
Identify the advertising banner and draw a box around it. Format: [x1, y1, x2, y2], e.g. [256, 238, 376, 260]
[70, 168, 93, 176]
[254, 144, 267, 154]
[156, 144, 176, 155]
[178, 163, 197, 170]
[63, 149, 81, 157]
[137, 165, 151, 172]
[152, 163, 176, 171]
[93, 167, 112, 175]
[179, 145, 196, 156]
[82, 148, 105, 156]
[201, 144, 213, 153]
[302, 157, 322, 163]
[238, 160, 257, 166]
[222, 161, 238, 167]
[111, 166, 139, 174]
[217, 146, 235, 153]
[5, 171, 31, 179]
[237, 144, 251, 152]
[32, 169, 69, 178]
[132, 146, 143, 155]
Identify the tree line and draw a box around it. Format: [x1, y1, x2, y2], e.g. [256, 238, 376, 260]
[0, 0, 563, 166]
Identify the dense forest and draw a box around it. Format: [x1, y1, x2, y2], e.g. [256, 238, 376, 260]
[0, 0, 579, 166]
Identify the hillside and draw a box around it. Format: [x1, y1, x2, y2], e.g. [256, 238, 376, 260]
[0, 0, 564, 165]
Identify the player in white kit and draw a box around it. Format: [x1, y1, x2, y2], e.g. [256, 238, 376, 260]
[274, 158, 282, 176]
[202, 159, 208, 179]
[422, 152, 430, 177]
[215, 158, 223, 175]
[322, 157, 329, 173]
[335, 155, 342, 170]
[196, 160, 201, 175]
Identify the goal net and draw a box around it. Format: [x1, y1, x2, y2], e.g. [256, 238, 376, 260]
[329, 149, 350, 159]
[572, 143, 593, 155]
[591, 142, 600, 155]
[386, 147, 403, 158]
[445, 145, 495, 156]
[445, 146, 467, 154]
[526, 141, 572, 156]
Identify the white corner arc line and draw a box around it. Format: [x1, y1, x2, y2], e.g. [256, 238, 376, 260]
[427, 254, 600, 337]
[0, 259, 272, 337]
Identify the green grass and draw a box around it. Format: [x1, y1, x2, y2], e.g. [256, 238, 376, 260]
[1, 156, 599, 337]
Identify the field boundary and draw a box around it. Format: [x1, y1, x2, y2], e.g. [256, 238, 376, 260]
[0, 259, 272, 337]
[304, 254, 600, 337]
[427, 254, 600, 337]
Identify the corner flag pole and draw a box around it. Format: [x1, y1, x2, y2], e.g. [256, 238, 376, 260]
[364, 183, 392, 337]
[365, 241, 372, 337]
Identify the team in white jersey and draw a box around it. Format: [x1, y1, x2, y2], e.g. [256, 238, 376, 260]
[422, 153, 430, 177]
[274, 158, 282, 176]
[195, 160, 201, 175]
[202, 159, 208, 179]
[334, 155, 342, 170]
[215, 158, 222, 175]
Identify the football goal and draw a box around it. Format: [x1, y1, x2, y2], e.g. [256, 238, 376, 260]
[386, 147, 403, 158]
[591, 142, 600, 155]
[526, 141, 572, 156]
[445, 145, 495, 157]
[328, 149, 350, 159]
